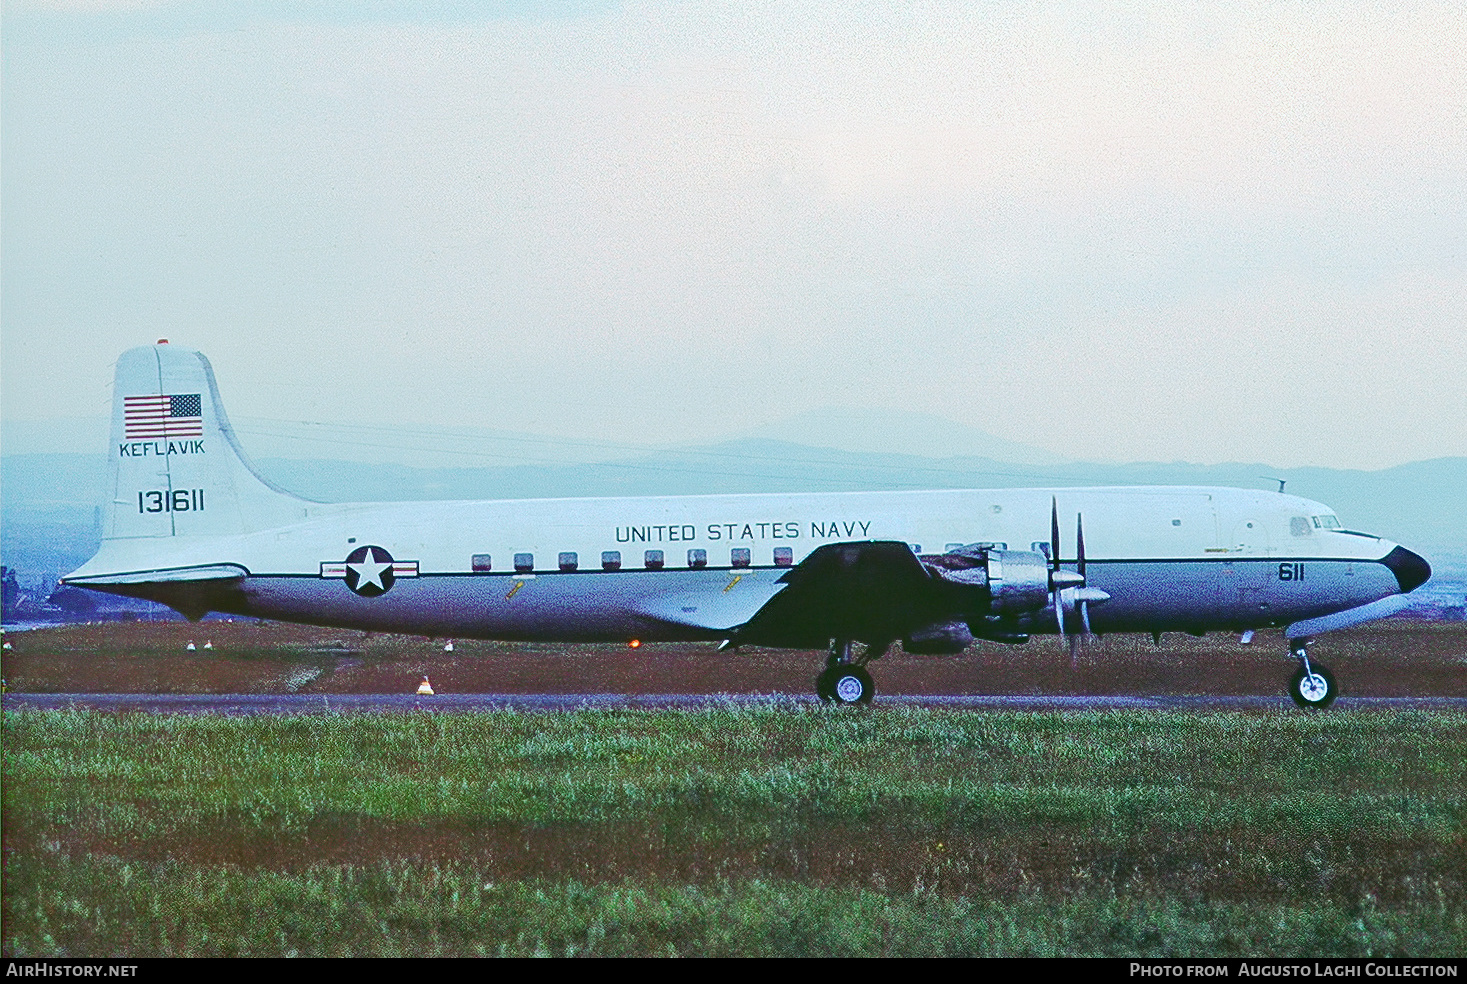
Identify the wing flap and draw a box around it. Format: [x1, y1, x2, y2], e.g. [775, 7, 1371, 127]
[633, 578, 788, 632]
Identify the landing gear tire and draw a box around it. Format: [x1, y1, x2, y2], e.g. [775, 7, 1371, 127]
[827, 666, 874, 706]
[1289, 663, 1337, 708]
[816, 668, 837, 703]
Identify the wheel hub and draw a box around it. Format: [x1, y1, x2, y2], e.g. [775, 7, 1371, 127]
[835, 674, 865, 703]
[1299, 673, 1329, 702]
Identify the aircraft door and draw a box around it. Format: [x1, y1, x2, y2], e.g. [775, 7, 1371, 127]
[1229, 519, 1274, 622]
[1232, 518, 1273, 555]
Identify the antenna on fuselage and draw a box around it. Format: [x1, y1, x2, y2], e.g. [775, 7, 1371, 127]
[1261, 476, 1287, 494]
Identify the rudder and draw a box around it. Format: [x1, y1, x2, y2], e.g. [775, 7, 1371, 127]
[107, 343, 308, 539]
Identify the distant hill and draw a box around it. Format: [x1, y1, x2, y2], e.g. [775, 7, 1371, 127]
[734, 407, 1071, 466]
[3, 409, 1072, 468]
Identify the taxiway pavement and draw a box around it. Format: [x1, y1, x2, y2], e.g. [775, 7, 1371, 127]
[5, 692, 1465, 715]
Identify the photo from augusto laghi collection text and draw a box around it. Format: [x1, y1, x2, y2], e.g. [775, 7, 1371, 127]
[1130, 963, 1462, 978]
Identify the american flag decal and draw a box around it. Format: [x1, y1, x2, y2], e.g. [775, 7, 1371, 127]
[125, 394, 204, 439]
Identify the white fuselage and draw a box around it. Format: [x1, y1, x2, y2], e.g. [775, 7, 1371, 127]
[68, 485, 1415, 643]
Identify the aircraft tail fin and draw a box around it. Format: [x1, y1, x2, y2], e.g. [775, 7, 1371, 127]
[104, 342, 309, 540]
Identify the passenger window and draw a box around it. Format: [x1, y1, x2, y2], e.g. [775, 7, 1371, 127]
[773, 547, 793, 567]
[688, 548, 707, 568]
[514, 552, 533, 573]
[471, 553, 491, 572]
[731, 548, 751, 568]
[602, 551, 621, 571]
[559, 552, 578, 571]
[644, 550, 664, 570]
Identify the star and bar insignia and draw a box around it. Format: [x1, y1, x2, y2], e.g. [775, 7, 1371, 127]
[320, 545, 419, 597]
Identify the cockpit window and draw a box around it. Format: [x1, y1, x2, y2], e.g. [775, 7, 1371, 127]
[1290, 517, 1312, 537]
[1312, 515, 1342, 530]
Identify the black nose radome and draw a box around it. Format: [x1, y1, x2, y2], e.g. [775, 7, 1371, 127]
[1382, 546, 1432, 593]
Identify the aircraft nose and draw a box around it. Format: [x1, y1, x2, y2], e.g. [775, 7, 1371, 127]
[1382, 546, 1431, 593]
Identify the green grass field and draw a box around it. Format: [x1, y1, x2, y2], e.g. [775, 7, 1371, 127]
[4, 706, 1465, 956]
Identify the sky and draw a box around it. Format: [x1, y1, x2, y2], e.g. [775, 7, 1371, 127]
[3, 0, 1465, 470]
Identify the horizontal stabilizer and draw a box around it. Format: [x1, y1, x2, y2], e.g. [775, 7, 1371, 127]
[1285, 594, 1411, 640]
[64, 564, 248, 586]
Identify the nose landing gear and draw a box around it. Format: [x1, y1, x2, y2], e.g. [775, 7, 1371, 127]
[1288, 641, 1337, 708]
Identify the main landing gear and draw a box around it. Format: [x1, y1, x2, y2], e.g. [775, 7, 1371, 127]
[815, 638, 886, 705]
[1288, 641, 1337, 709]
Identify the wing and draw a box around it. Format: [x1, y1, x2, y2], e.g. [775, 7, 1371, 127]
[729, 541, 951, 648]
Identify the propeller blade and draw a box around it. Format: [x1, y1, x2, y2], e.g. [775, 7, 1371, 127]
[1075, 511, 1091, 637]
[1050, 497, 1061, 571]
[1048, 498, 1091, 647]
[1076, 513, 1086, 580]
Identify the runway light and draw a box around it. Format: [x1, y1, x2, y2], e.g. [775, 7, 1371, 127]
[628, 639, 642, 649]
[417, 676, 435, 695]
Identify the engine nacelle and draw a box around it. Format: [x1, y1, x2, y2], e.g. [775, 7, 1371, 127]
[983, 549, 1052, 614]
[924, 546, 1054, 619]
[903, 620, 974, 654]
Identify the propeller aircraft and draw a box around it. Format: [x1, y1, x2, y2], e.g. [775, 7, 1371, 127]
[64, 343, 1433, 707]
